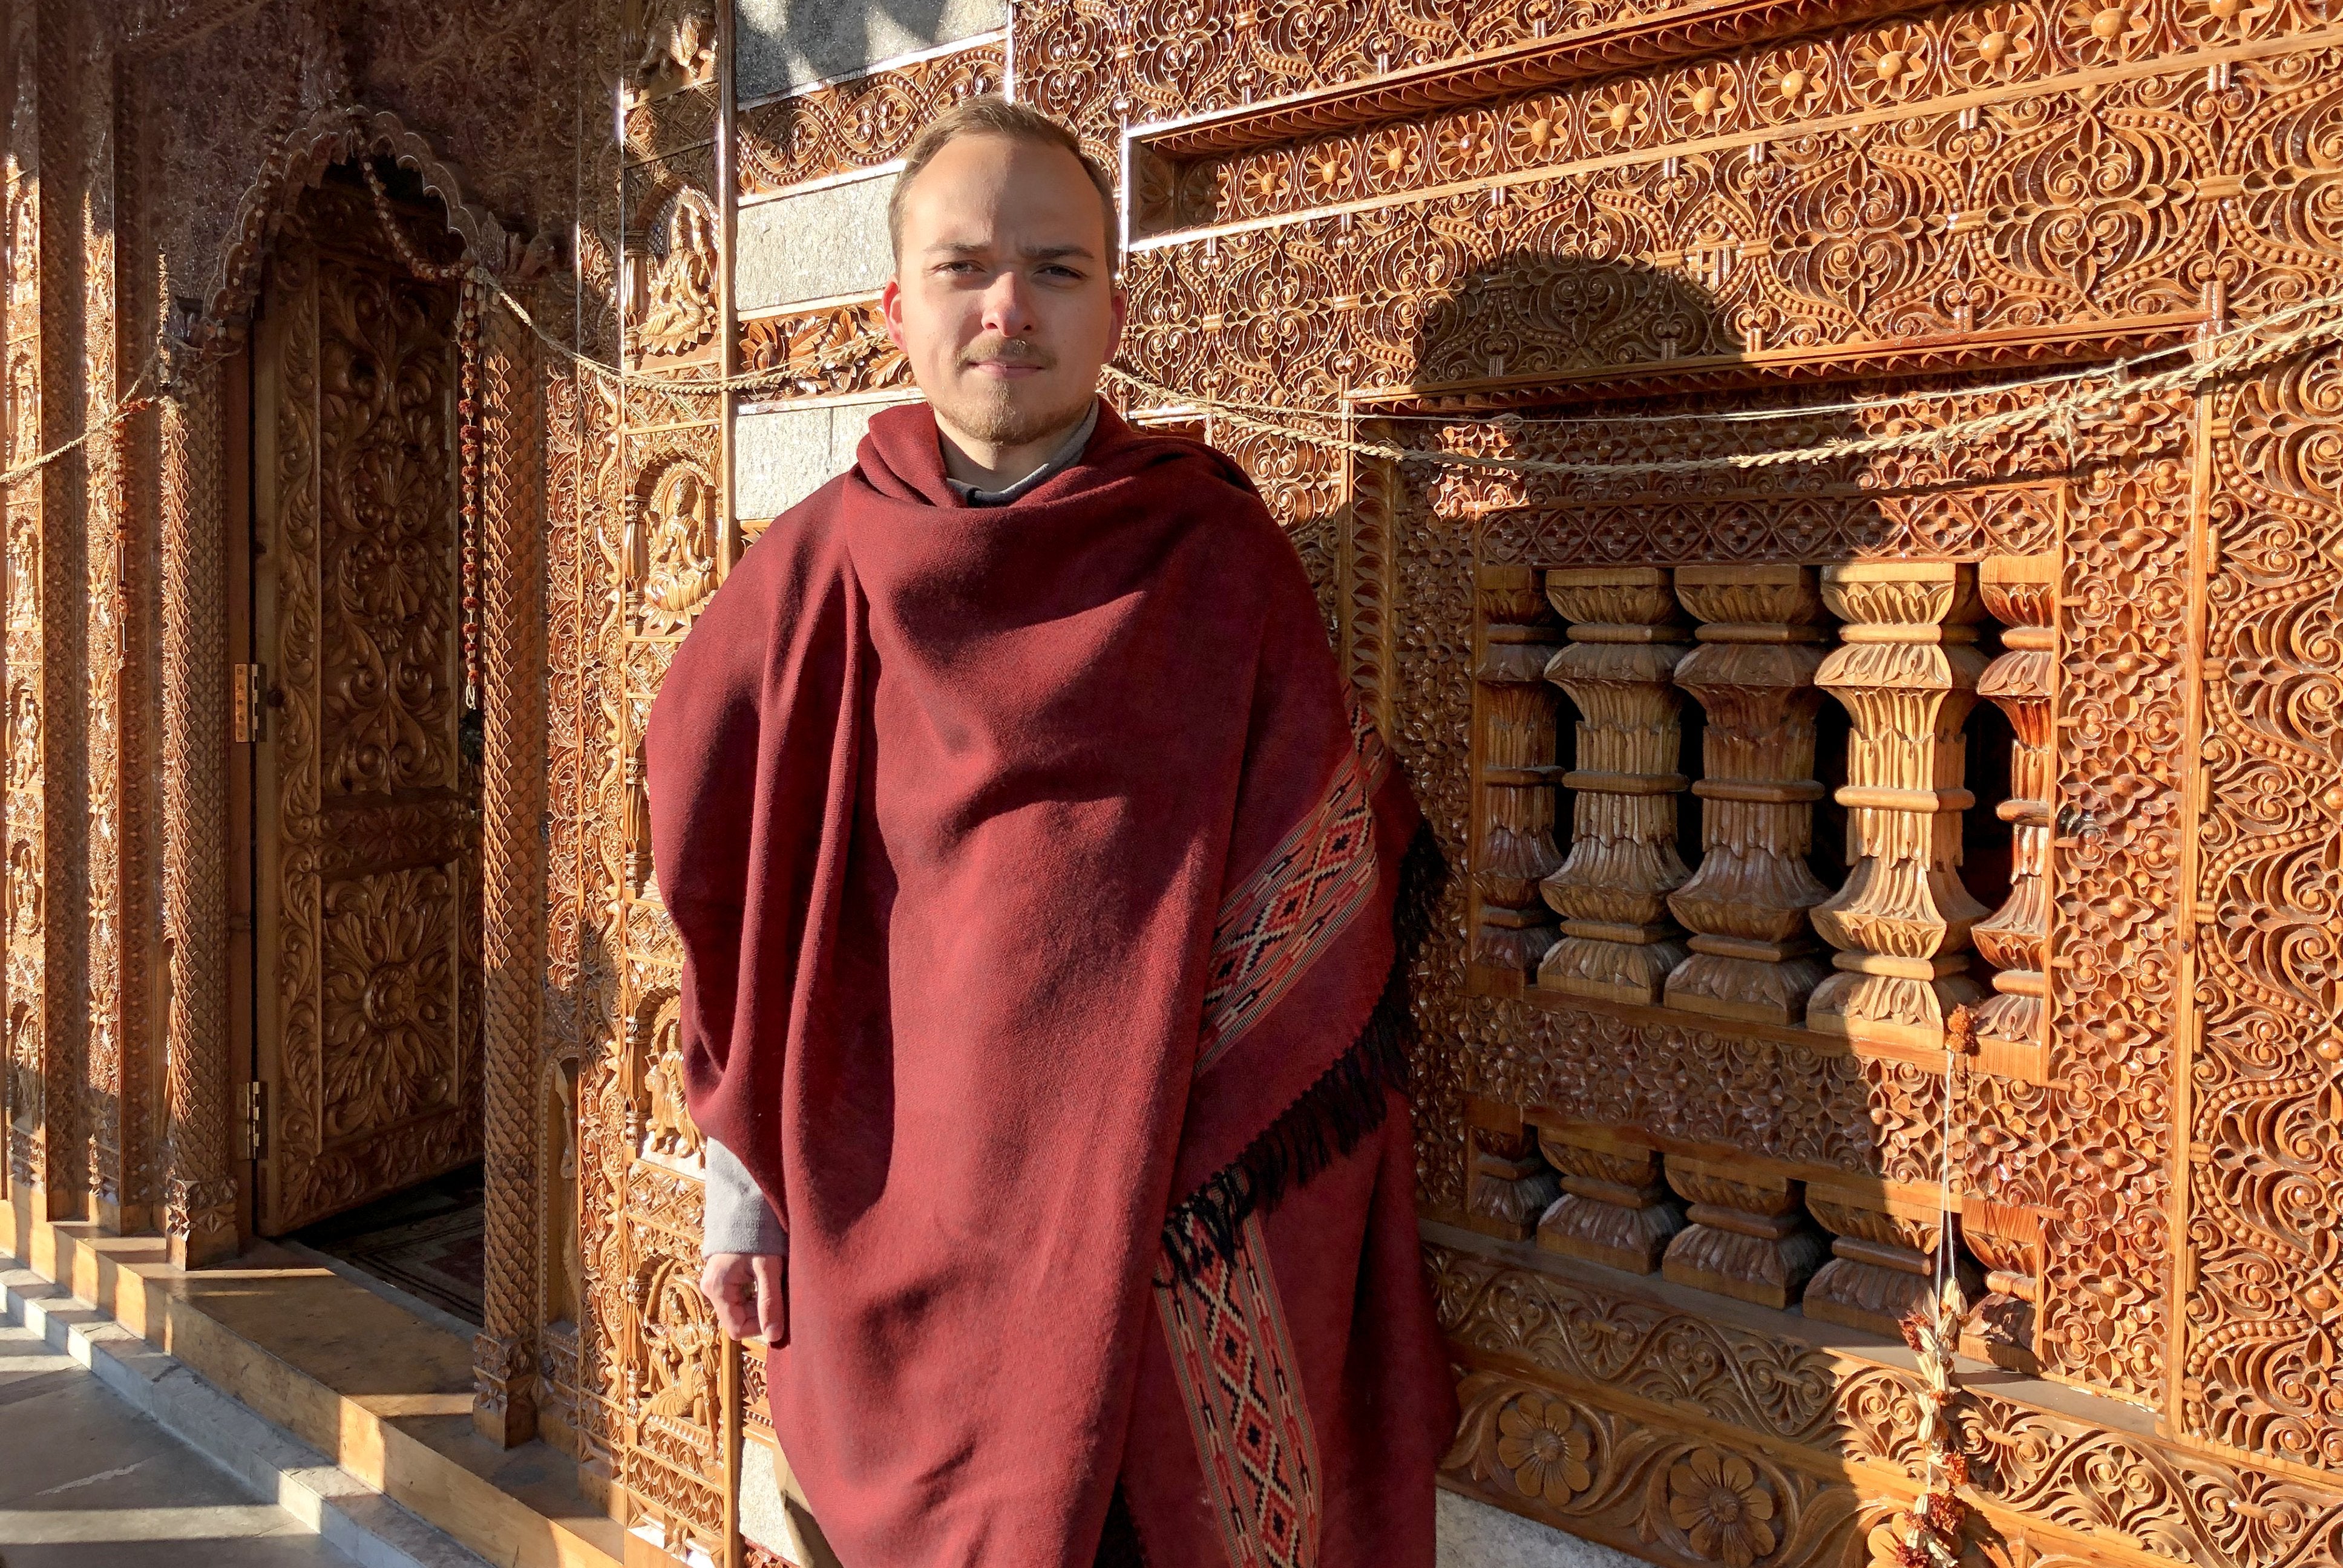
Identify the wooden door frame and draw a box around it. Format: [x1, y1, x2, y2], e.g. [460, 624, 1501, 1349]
[224, 343, 257, 1252]
[157, 105, 549, 1449]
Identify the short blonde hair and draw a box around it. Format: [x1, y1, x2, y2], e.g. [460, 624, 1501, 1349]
[887, 96, 1120, 276]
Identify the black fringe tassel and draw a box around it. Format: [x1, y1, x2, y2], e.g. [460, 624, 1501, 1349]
[1157, 822, 1447, 1290]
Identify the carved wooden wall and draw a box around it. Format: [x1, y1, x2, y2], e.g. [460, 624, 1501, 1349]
[735, 0, 2343, 1561]
[2, 0, 2342, 1566]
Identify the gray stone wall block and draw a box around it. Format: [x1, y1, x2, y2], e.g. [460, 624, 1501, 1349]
[736, 0, 1009, 102]
[735, 397, 909, 518]
[736, 171, 899, 312]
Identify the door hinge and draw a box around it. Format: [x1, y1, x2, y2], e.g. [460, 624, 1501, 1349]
[232, 662, 266, 742]
[240, 1080, 266, 1160]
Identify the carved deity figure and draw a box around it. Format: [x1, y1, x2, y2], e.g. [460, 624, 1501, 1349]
[641, 1002, 705, 1163]
[635, 193, 719, 359]
[632, 462, 719, 635]
[638, 1266, 718, 1431]
[628, 2, 715, 98]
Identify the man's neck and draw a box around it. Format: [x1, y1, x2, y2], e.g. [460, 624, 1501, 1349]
[936, 404, 1093, 492]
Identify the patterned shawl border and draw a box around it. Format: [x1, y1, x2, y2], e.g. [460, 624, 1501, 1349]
[1196, 742, 1380, 1077]
[1157, 823, 1444, 1290]
[1155, 1210, 1325, 1568]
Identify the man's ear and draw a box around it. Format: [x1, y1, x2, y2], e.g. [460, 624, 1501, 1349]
[1107, 280, 1128, 351]
[880, 276, 908, 351]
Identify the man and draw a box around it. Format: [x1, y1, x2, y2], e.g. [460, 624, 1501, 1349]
[646, 97, 1453, 1568]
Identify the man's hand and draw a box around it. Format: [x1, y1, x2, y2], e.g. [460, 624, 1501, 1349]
[700, 1252, 788, 1344]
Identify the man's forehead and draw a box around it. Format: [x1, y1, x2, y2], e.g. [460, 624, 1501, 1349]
[903, 139, 1098, 218]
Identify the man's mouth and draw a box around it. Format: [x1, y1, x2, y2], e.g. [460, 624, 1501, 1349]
[963, 339, 1052, 377]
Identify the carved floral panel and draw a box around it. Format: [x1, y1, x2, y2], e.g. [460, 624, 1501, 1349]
[736, 39, 1006, 195]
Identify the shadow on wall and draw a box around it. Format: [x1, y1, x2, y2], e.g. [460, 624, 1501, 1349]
[729, 0, 1009, 101]
[1409, 250, 1743, 391]
[1398, 247, 2025, 1197]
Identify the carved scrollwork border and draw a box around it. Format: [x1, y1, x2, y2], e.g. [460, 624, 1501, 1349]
[196, 102, 510, 349]
[1431, 1234, 2343, 1567]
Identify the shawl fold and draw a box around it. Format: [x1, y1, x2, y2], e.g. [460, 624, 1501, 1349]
[647, 401, 1453, 1568]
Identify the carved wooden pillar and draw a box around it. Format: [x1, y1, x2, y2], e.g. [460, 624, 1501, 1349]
[475, 299, 547, 1447]
[1665, 565, 1832, 1024]
[1806, 563, 1988, 1050]
[1535, 1126, 1683, 1275]
[1471, 566, 1563, 978]
[1538, 568, 1691, 1004]
[1972, 554, 2056, 1082]
[1659, 1156, 1824, 1309]
[1464, 1099, 1558, 1242]
[161, 361, 238, 1267]
[1802, 1180, 1952, 1339]
[1959, 1196, 2043, 1373]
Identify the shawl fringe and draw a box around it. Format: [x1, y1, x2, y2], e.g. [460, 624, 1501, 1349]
[1157, 823, 1447, 1288]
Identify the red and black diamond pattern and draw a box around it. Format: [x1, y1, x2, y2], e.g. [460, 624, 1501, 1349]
[1158, 1211, 1323, 1568]
[1197, 740, 1379, 1076]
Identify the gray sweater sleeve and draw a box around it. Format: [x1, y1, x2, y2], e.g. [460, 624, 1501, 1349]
[701, 1137, 788, 1258]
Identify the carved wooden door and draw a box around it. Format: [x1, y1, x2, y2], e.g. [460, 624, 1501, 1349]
[250, 229, 483, 1235]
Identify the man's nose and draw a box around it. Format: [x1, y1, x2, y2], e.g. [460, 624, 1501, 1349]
[980, 270, 1040, 338]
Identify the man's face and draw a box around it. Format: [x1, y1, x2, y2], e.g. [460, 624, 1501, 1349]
[882, 133, 1124, 449]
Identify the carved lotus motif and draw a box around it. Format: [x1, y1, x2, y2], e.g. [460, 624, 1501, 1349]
[1495, 1394, 1594, 1504]
[1666, 1448, 1779, 1567]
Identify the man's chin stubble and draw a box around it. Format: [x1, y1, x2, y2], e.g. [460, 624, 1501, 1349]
[942, 382, 1092, 448]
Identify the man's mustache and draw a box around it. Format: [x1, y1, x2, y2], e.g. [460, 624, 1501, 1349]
[960, 336, 1054, 370]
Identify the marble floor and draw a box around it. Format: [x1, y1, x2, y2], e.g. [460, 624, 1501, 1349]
[0, 1318, 355, 1568]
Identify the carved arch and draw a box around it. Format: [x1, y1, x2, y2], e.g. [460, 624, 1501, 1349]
[194, 103, 511, 347]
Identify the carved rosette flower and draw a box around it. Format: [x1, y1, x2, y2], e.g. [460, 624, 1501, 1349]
[1849, 25, 1931, 103]
[1504, 98, 1563, 163]
[1947, 4, 2039, 85]
[1435, 111, 1501, 178]
[1363, 126, 1427, 191]
[1237, 154, 1294, 215]
[2061, 0, 2153, 62]
[1302, 143, 1357, 199]
[1766, 46, 1831, 116]
[1674, 64, 1740, 129]
[2182, 0, 2272, 41]
[1585, 88, 1651, 151]
[1495, 1394, 1594, 1504]
[1666, 1448, 1780, 1567]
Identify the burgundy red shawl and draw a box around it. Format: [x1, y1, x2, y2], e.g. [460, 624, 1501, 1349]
[647, 401, 1455, 1568]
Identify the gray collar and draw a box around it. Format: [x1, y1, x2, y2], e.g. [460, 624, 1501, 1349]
[945, 400, 1100, 506]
